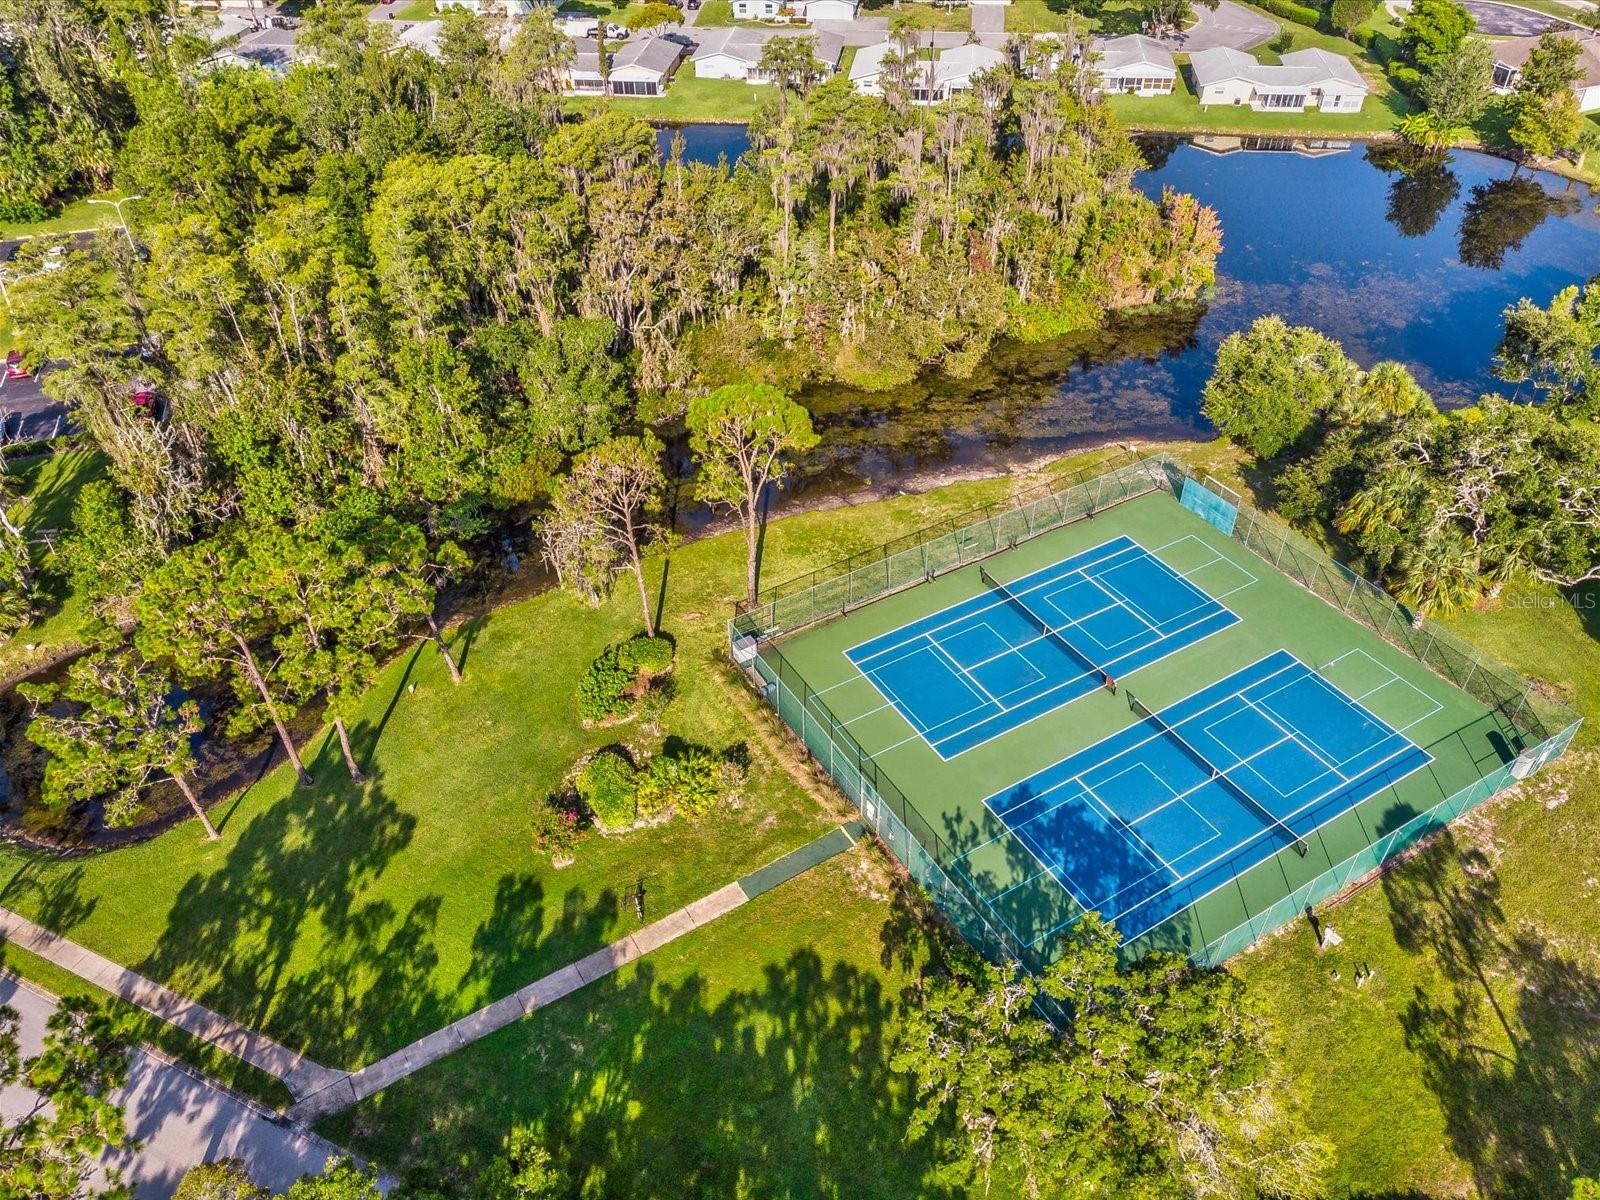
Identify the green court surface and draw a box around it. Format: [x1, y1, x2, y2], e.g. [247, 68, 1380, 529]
[763, 489, 1526, 961]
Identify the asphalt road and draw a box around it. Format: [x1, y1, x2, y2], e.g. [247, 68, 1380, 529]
[1461, 0, 1582, 33]
[1, 973, 385, 1199]
[0, 368, 70, 446]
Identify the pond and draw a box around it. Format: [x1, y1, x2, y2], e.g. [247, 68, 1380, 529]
[656, 125, 1600, 504]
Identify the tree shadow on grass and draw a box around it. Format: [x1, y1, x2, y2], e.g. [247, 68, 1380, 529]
[353, 888, 955, 1200]
[1383, 831, 1600, 1198]
[0, 860, 96, 934]
[135, 753, 435, 1070]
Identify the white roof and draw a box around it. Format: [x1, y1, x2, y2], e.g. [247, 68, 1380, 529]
[692, 26, 844, 68]
[934, 42, 1005, 79]
[571, 33, 683, 76]
[850, 41, 1006, 86]
[1090, 34, 1175, 75]
[1189, 45, 1366, 92]
[397, 19, 445, 56]
[849, 39, 890, 82]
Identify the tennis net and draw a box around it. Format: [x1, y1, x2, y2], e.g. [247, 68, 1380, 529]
[1128, 693, 1309, 857]
[977, 565, 1106, 682]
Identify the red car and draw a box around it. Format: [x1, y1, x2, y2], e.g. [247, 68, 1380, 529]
[4, 351, 29, 380]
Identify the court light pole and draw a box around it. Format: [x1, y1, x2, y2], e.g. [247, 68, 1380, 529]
[87, 195, 144, 251]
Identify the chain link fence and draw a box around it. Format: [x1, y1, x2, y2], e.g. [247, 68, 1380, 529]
[731, 452, 1582, 971]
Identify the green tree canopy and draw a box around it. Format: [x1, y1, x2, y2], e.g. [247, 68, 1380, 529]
[0, 996, 140, 1200]
[22, 644, 216, 837]
[1202, 315, 1361, 458]
[891, 917, 1330, 1199]
[687, 382, 819, 604]
[1398, 0, 1475, 73]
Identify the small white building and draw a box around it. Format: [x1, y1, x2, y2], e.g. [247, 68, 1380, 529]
[1189, 46, 1368, 112]
[691, 26, 844, 81]
[1089, 33, 1175, 95]
[851, 40, 1005, 102]
[731, 0, 859, 19]
[1491, 33, 1600, 112]
[565, 34, 685, 93]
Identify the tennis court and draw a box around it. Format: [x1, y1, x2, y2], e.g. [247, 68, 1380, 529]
[951, 649, 1436, 947]
[843, 535, 1245, 758]
[740, 461, 1577, 965]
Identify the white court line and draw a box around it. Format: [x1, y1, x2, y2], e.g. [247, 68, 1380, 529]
[845, 536, 1141, 668]
[925, 609, 1241, 761]
[1090, 745, 1438, 951]
[866, 640, 988, 735]
[1027, 670, 1437, 945]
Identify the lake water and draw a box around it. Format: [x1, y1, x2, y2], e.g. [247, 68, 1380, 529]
[656, 125, 1600, 499]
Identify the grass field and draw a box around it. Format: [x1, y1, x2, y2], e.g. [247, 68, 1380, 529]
[0, 196, 123, 241]
[3, 439, 1599, 1194]
[324, 845, 954, 1195]
[571, 63, 765, 121]
[0, 447, 105, 682]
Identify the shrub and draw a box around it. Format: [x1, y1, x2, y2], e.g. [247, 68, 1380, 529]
[575, 749, 639, 829]
[531, 791, 588, 858]
[617, 634, 673, 676]
[576, 645, 635, 721]
[1250, 0, 1322, 27]
[1329, 0, 1376, 35]
[0, 196, 51, 225]
[635, 747, 721, 818]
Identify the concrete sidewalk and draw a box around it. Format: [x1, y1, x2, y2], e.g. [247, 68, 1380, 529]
[0, 972, 384, 1199]
[286, 821, 864, 1125]
[0, 908, 342, 1102]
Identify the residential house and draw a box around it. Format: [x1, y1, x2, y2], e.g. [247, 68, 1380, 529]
[1490, 33, 1600, 112]
[850, 40, 1006, 102]
[1188, 46, 1368, 112]
[566, 35, 685, 94]
[691, 27, 845, 81]
[731, 0, 860, 20]
[1088, 33, 1175, 95]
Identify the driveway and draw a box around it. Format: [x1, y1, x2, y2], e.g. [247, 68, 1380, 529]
[1459, 0, 1583, 32]
[0, 974, 384, 1199]
[1145, 0, 1278, 50]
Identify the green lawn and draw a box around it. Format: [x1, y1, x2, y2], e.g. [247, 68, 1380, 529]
[570, 63, 764, 121]
[0, 448, 106, 684]
[860, 0, 972, 30]
[0, 195, 124, 241]
[1007, 0, 1144, 34]
[324, 846, 954, 1197]
[0, 448, 1127, 1073]
[391, 0, 435, 19]
[1109, 66, 1412, 135]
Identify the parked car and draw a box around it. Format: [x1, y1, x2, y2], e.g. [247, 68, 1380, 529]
[605, 21, 628, 37]
[4, 351, 29, 380]
[686, 0, 701, 10]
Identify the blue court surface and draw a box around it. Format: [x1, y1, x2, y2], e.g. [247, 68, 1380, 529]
[844, 536, 1241, 758]
[956, 650, 1435, 946]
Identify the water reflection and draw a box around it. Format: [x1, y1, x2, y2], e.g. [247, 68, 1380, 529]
[1365, 143, 1462, 239]
[658, 126, 1600, 507]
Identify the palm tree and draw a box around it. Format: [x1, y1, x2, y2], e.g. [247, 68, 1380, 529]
[1396, 530, 1482, 617]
